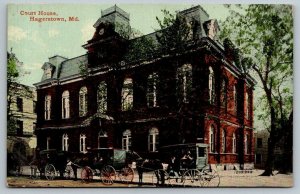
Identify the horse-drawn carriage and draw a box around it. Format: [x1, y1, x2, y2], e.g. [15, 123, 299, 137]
[78, 148, 134, 185]
[158, 143, 220, 187]
[30, 148, 134, 184]
[29, 149, 74, 180]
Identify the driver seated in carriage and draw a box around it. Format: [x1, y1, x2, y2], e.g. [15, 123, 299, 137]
[93, 156, 104, 169]
[181, 151, 195, 169]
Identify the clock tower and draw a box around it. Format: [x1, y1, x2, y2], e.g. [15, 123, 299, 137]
[82, 5, 130, 67]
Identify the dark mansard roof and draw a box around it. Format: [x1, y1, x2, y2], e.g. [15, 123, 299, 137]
[34, 5, 254, 87]
[58, 55, 88, 80]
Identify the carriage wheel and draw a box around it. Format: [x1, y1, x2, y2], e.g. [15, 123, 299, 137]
[30, 165, 40, 179]
[81, 166, 93, 182]
[200, 169, 220, 187]
[63, 165, 74, 179]
[168, 171, 184, 187]
[182, 169, 201, 187]
[119, 167, 134, 183]
[45, 164, 56, 180]
[100, 165, 116, 185]
[151, 170, 168, 187]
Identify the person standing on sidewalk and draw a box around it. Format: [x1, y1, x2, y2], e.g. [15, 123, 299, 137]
[167, 156, 180, 178]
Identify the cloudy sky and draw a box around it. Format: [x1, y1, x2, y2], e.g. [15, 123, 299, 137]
[8, 4, 233, 86]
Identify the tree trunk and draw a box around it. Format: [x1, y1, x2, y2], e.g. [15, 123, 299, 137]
[279, 111, 293, 174]
[260, 133, 275, 176]
[260, 102, 276, 176]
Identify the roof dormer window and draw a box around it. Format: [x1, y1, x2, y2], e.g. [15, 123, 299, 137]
[45, 67, 52, 79]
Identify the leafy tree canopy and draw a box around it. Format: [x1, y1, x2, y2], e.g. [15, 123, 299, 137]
[220, 4, 293, 175]
[220, 4, 293, 126]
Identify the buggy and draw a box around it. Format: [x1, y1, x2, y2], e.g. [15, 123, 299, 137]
[29, 149, 74, 180]
[79, 148, 134, 185]
[159, 143, 220, 187]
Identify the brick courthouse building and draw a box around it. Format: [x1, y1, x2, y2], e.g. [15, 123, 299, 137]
[34, 5, 255, 169]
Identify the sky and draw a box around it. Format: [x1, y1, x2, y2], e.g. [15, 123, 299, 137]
[7, 4, 232, 86]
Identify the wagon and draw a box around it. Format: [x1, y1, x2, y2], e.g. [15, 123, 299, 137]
[29, 149, 74, 180]
[159, 143, 220, 187]
[80, 148, 134, 185]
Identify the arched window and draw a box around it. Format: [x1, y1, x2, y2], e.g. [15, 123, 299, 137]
[245, 134, 251, 154]
[62, 90, 70, 119]
[233, 85, 238, 114]
[221, 78, 227, 109]
[122, 78, 133, 111]
[222, 129, 226, 153]
[62, 134, 68, 151]
[98, 130, 108, 148]
[45, 67, 52, 79]
[177, 64, 193, 103]
[79, 87, 88, 117]
[97, 81, 107, 113]
[147, 73, 158, 107]
[122, 129, 132, 151]
[45, 95, 51, 120]
[232, 132, 236, 153]
[246, 91, 251, 120]
[209, 66, 215, 104]
[80, 134, 87, 153]
[148, 128, 159, 152]
[244, 133, 250, 154]
[209, 125, 215, 153]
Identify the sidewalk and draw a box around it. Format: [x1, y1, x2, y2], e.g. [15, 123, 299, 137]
[16, 166, 293, 187]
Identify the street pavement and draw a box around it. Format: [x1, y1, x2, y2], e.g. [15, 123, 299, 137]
[11, 166, 293, 187]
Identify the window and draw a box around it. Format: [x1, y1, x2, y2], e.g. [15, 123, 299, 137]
[17, 97, 23, 112]
[257, 138, 263, 148]
[147, 73, 158, 107]
[221, 79, 227, 109]
[80, 134, 87, 153]
[122, 78, 133, 111]
[177, 64, 192, 103]
[62, 134, 69, 151]
[222, 129, 226, 153]
[233, 85, 237, 114]
[232, 132, 236, 153]
[16, 120, 23, 136]
[255, 154, 262, 164]
[122, 129, 132, 151]
[148, 128, 159, 152]
[245, 92, 249, 119]
[209, 125, 215, 153]
[97, 81, 107, 113]
[33, 101, 37, 113]
[45, 95, 51, 120]
[47, 137, 51, 150]
[247, 134, 251, 154]
[62, 90, 70, 119]
[246, 91, 251, 120]
[33, 122, 36, 131]
[245, 134, 250, 154]
[209, 66, 215, 104]
[79, 87, 88, 117]
[98, 130, 108, 148]
[45, 68, 52, 79]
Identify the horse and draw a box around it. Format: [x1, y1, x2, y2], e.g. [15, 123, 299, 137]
[69, 154, 90, 181]
[127, 151, 165, 186]
[137, 158, 165, 186]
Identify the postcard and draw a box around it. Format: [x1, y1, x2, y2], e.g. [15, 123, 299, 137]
[7, 3, 293, 188]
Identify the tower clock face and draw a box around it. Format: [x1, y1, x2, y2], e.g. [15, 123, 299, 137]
[99, 28, 105, 35]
